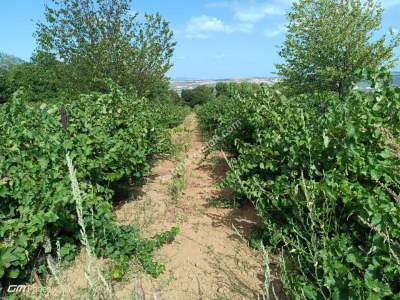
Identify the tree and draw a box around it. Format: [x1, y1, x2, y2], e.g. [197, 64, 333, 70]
[215, 82, 230, 97]
[35, 0, 176, 97]
[276, 0, 400, 97]
[181, 86, 215, 107]
[127, 14, 176, 96]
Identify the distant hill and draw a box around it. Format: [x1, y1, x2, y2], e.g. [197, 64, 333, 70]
[0, 52, 25, 70]
[393, 72, 400, 86]
[356, 72, 400, 90]
[172, 77, 277, 92]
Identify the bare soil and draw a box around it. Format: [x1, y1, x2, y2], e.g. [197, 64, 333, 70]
[30, 113, 285, 300]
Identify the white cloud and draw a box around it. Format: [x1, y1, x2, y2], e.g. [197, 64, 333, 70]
[234, 3, 285, 23]
[208, 1, 290, 23]
[185, 15, 252, 38]
[185, 15, 234, 38]
[215, 54, 225, 59]
[234, 11, 265, 23]
[234, 22, 255, 33]
[205, 1, 291, 35]
[264, 24, 287, 37]
[204, 0, 400, 39]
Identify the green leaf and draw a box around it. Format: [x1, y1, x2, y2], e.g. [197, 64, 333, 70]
[8, 268, 20, 279]
[323, 133, 330, 148]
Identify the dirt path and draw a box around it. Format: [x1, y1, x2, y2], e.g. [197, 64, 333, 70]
[114, 113, 275, 299]
[31, 113, 284, 300]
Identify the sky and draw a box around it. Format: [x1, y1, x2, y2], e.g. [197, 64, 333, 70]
[0, 0, 399, 79]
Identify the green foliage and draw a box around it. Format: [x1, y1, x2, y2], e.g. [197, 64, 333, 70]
[0, 87, 187, 286]
[215, 82, 263, 98]
[146, 79, 184, 105]
[6, 63, 71, 103]
[181, 85, 215, 107]
[35, 0, 176, 97]
[0, 69, 10, 103]
[128, 13, 176, 97]
[98, 225, 180, 280]
[0, 62, 79, 104]
[198, 69, 400, 299]
[277, 0, 400, 96]
[198, 82, 268, 153]
[1, 63, 184, 105]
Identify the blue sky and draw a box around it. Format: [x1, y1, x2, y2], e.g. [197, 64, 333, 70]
[0, 0, 399, 79]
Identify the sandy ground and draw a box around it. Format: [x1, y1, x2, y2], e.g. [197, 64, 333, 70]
[28, 113, 285, 300]
[114, 113, 272, 300]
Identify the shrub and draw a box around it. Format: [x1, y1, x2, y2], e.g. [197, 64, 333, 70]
[0, 87, 186, 287]
[215, 82, 263, 98]
[181, 85, 215, 107]
[198, 70, 400, 298]
[5, 63, 71, 103]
